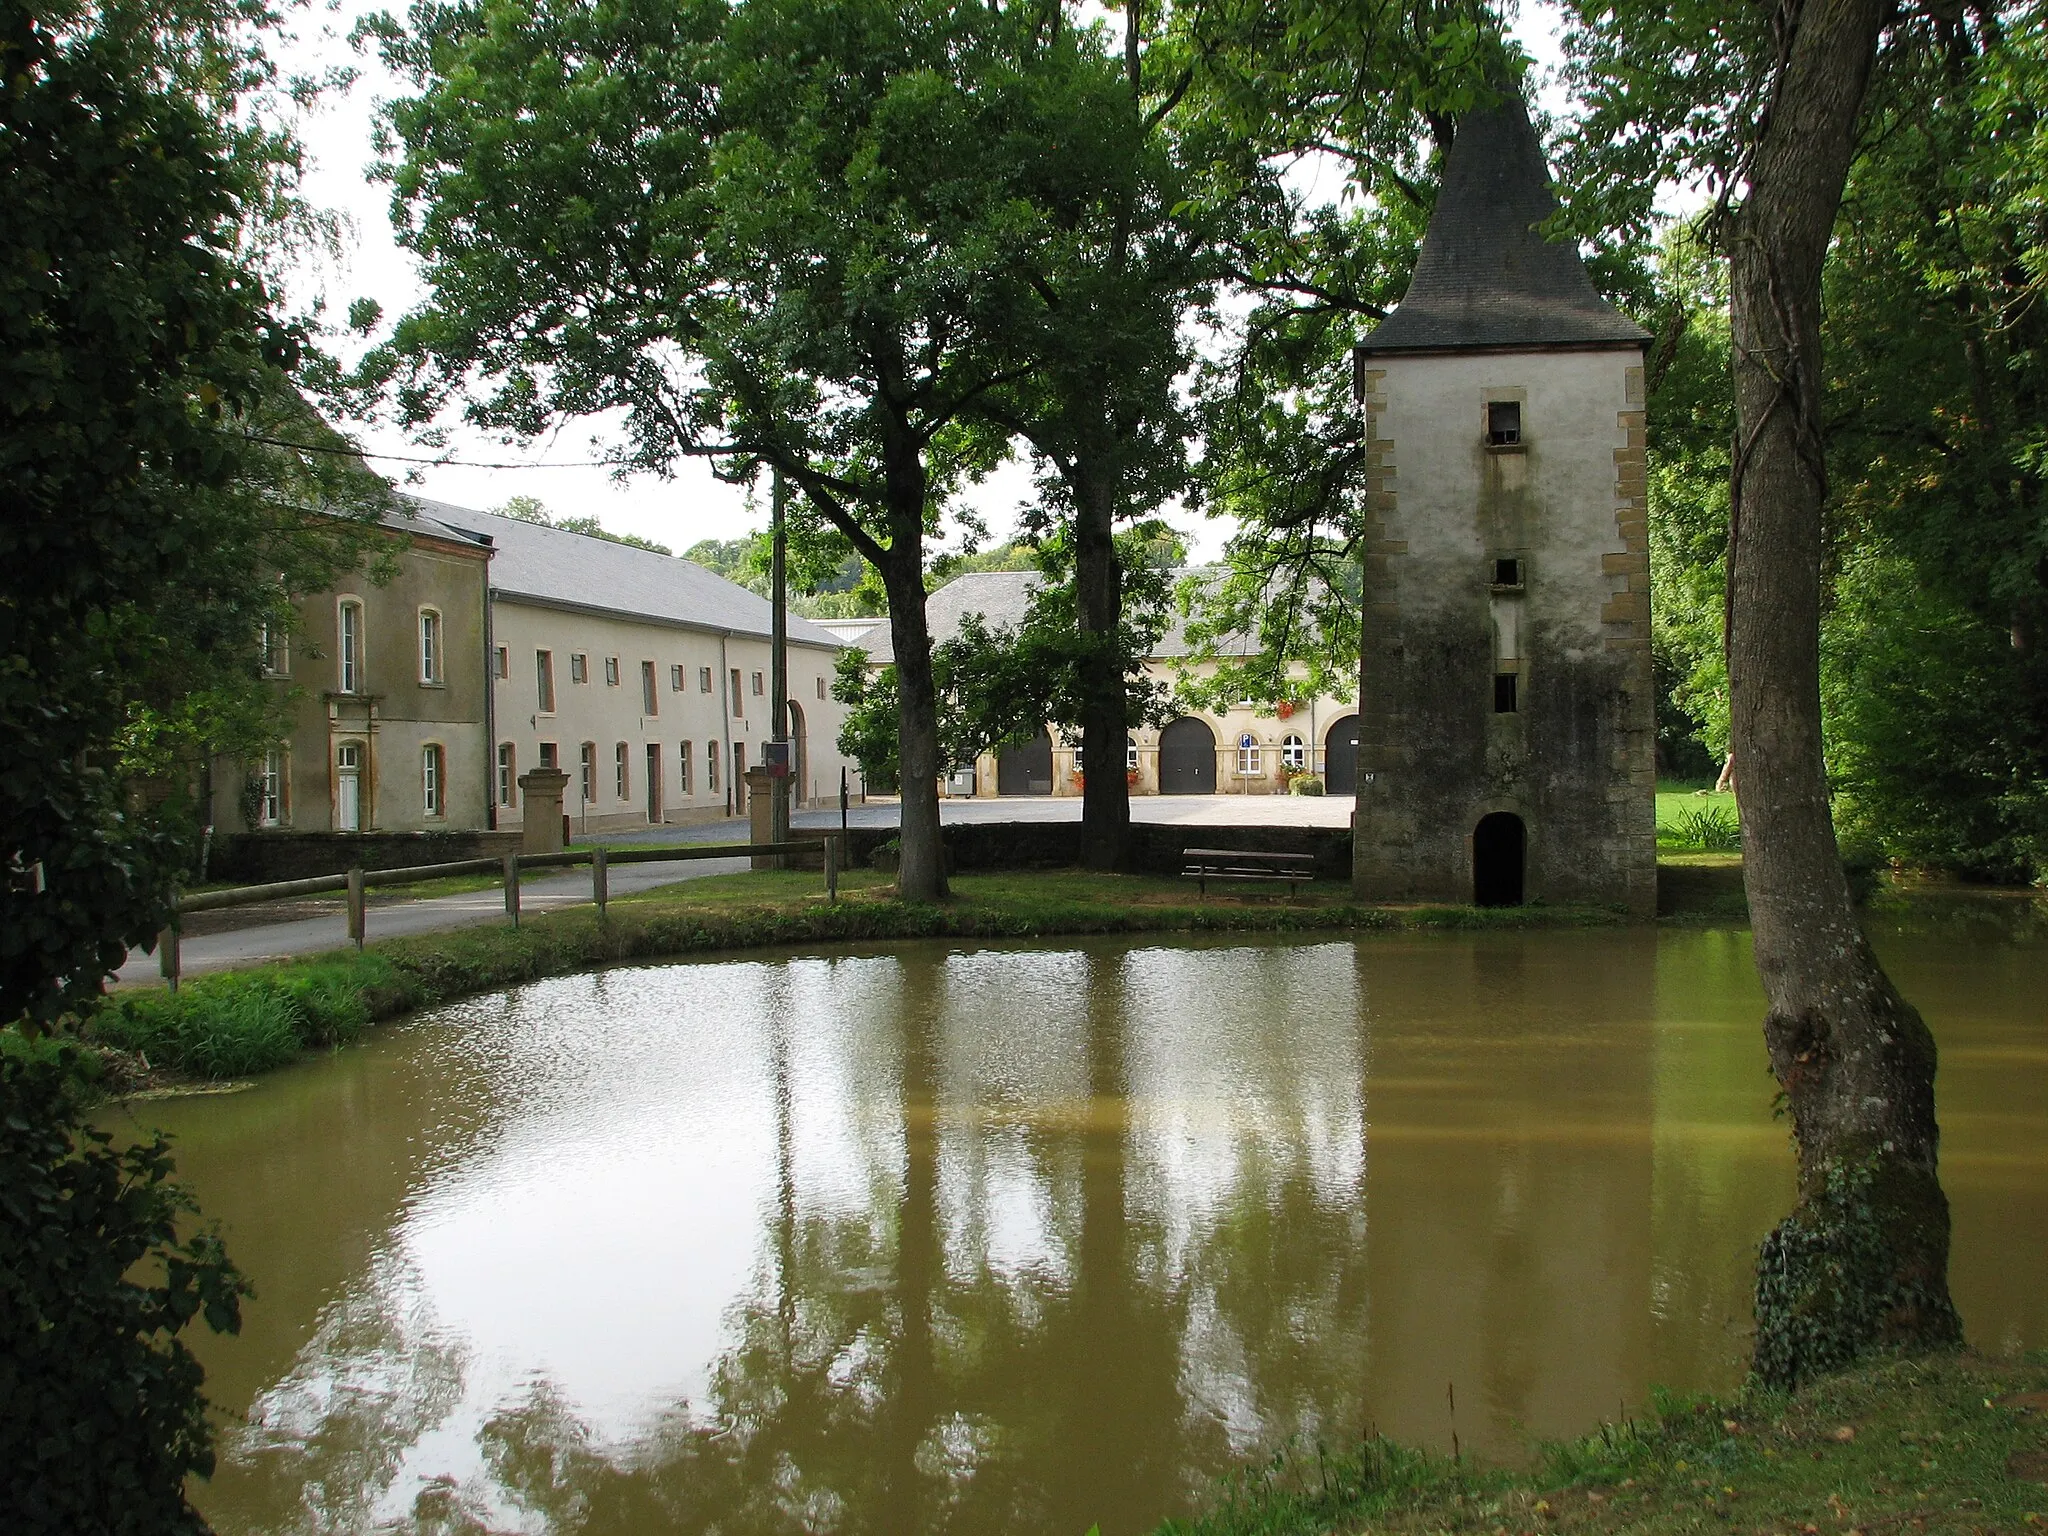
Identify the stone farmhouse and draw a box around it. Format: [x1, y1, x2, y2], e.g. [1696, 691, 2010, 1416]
[211, 497, 853, 850]
[835, 570, 1362, 800]
[1349, 91, 1657, 913]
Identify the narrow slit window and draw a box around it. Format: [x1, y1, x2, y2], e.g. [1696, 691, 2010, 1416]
[1493, 673, 1519, 714]
[1486, 400, 1522, 446]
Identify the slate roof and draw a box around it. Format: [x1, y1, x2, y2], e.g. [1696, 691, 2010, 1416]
[412, 497, 844, 650]
[850, 568, 1259, 664]
[1358, 92, 1648, 355]
[854, 571, 1040, 665]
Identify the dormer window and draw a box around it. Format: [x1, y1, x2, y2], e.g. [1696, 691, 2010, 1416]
[1486, 400, 1522, 446]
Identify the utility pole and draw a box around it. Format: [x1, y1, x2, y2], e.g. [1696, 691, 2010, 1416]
[770, 468, 792, 847]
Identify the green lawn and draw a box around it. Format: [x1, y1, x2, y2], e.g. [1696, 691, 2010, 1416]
[1161, 1349, 2048, 1536]
[1658, 778, 1740, 850]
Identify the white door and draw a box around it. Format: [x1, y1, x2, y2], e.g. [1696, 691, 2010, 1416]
[336, 744, 362, 831]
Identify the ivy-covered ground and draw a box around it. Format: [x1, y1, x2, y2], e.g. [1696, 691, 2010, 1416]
[1157, 1351, 2048, 1536]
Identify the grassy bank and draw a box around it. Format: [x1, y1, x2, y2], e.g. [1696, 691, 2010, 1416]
[1161, 1350, 2048, 1536]
[81, 868, 1624, 1080]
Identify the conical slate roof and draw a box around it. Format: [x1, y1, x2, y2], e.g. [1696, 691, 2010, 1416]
[1359, 94, 1647, 354]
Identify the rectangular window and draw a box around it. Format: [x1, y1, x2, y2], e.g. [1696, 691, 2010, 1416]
[1494, 673, 1519, 713]
[614, 741, 629, 799]
[679, 740, 693, 794]
[641, 660, 658, 716]
[259, 747, 285, 827]
[730, 668, 744, 715]
[1486, 400, 1522, 446]
[707, 739, 719, 793]
[751, 671, 764, 697]
[497, 743, 516, 806]
[605, 656, 620, 687]
[495, 645, 509, 680]
[570, 653, 588, 684]
[422, 744, 444, 817]
[419, 610, 441, 684]
[699, 666, 713, 693]
[1492, 557, 1523, 588]
[1236, 739, 1262, 775]
[816, 676, 826, 701]
[579, 742, 596, 804]
[338, 601, 362, 694]
[539, 742, 558, 770]
[536, 650, 555, 712]
[260, 619, 287, 677]
[669, 663, 684, 692]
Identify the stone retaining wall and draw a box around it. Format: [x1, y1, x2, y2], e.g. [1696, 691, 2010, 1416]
[844, 822, 1354, 880]
[211, 830, 523, 883]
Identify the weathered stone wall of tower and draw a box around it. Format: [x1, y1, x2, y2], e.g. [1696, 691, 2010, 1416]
[1352, 348, 1657, 915]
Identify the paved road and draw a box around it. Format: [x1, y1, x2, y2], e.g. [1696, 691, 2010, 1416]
[117, 795, 1352, 984]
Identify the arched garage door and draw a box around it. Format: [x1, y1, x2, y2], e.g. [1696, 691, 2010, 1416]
[997, 727, 1054, 795]
[1158, 717, 1217, 794]
[1324, 715, 1360, 796]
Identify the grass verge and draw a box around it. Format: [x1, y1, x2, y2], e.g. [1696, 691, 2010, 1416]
[1159, 1350, 2048, 1536]
[79, 868, 1624, 1081]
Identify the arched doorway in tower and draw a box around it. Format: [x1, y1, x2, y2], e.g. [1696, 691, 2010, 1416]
[1324, 715, 1360, 796]
[1158, 716, 1217, 794]
[1473, 812, 1526, 906]
[996, 728, 1054, 795]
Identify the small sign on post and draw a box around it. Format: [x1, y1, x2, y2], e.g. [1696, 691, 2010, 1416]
[347, 868, 366, 950]
[762, 740, 791, 778]
[503, 852, 520, 928]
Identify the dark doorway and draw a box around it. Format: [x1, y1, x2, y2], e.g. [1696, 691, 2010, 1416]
[787, 699, 808, 804]
[1324, 716, 1360, 796]
[1158, 717, 1217, 794]
[996, 728, 1054, 795]
[1473, 812, 1526, 906]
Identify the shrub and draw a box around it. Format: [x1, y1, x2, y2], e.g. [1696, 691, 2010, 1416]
[1670, 804, 1741, 851]
[1, 1049, 249, 1535]
[1287, 774, 1326, 796]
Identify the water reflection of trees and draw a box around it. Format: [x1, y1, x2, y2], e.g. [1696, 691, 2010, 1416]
[209, 931, 1842, 1535]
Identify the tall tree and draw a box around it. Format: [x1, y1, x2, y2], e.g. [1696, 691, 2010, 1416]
[366, 0, 1088, 902]
[967, 3, 1229, 870]
[1563, 0, 1964, 1384]
[2, 1, 369, 1526]
[3, 0, 379, 1031]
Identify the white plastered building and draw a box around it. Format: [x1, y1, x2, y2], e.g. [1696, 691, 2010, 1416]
[422, 502, 854, 833]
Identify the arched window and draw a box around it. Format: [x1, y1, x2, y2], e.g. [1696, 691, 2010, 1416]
[337, 599, 364, 694]
[496, 743, 515, 807]
[422, 743, 445, 816]
[578, 742, 596, 805]
[614, 741, 629, 800]
[707, 739, 720, 792]
[418, 608, 442, 685]
[1281, 733, 1307, 771]
[679, 740, 693, 794]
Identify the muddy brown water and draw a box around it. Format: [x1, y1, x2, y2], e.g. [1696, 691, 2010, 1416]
[122, 913, 2044, 1535]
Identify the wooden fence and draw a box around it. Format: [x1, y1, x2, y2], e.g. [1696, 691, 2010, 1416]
[156, 836, 845, 987]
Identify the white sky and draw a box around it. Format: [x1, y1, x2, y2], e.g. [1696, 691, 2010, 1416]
[273, 0, 1577, 566]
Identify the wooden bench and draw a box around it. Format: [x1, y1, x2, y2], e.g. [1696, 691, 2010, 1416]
[1181, 847, 1318, 898]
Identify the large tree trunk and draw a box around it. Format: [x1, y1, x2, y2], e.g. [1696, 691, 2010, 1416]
[1727, 0, 1960, 1388]
[1074, 460, 1131, 871]
[881, 449, 950, 904]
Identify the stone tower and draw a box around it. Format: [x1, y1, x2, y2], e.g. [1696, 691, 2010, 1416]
[1350, 92, 1656, 915]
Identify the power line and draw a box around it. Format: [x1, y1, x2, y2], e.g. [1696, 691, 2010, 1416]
[232, 429, 617, 471]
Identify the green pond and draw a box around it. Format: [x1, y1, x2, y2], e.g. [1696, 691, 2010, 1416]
[125, 913, 2045, 1536]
